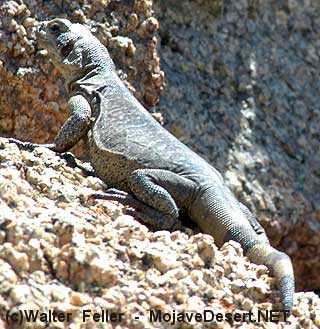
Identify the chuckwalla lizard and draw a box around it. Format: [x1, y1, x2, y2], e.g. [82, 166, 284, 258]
[10, 18, 294, 313]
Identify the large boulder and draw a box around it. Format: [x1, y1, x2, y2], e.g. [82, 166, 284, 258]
[154, 0, 320, 291]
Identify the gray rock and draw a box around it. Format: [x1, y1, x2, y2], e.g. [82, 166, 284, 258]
[154, 0, 320, 291]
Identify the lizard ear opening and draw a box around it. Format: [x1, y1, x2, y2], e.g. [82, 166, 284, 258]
[60, 41, 75, 58]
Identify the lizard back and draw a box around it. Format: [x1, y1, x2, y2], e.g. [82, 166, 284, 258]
[88, 74, 222, 189]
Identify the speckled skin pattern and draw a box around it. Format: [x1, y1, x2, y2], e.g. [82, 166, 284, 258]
[36, 18, 294, 312]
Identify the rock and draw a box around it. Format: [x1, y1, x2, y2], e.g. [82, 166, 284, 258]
[0, 139, 319, 328]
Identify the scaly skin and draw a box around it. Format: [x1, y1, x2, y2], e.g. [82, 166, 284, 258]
[19, 18, 293, 312]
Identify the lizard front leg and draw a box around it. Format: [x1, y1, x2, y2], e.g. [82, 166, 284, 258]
[9, 94, 92, 153]
[49, 94, 92, 152]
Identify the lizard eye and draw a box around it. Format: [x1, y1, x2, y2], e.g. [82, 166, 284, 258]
[50, 23, 61, 33]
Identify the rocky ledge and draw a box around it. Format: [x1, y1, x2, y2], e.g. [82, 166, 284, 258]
[0, 138, 319, 329]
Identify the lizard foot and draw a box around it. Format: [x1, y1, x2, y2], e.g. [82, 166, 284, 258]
[60, 152, 96, 177]
[8, 138, 96, 176]
[89, 188, 182, 231]
[125, 208, 182, 231]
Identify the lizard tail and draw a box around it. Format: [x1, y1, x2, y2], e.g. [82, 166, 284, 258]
[221, 221, 294, 313]
[246, 243, 295, 313]
[192, 186, 295, 313]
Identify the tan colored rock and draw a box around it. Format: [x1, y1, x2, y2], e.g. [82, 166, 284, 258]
[0, 139, 319, 327]
[0, 139, 320, 329]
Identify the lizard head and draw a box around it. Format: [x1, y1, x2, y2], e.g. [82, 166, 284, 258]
[36, 18, 113, 81]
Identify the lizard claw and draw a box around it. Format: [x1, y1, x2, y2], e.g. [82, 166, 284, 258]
[58, 152, 96, 176]
[60, 152, 80, 169]
[8, 138, 37, 150]
[88, 188, 137, 204]
[8, 138, 56, 151]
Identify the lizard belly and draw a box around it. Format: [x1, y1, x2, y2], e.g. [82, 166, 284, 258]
[88, 133, 141, 190]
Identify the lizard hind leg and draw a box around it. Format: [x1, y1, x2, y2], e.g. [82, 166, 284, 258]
[129, 169, 196, 231]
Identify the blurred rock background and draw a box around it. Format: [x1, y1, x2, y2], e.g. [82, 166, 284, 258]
[0, 0, 319, 296]
[154, 0, 320, 293]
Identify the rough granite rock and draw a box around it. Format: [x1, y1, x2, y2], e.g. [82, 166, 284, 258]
[153, 0, 320, 292]
[0, 138, 319, 328]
